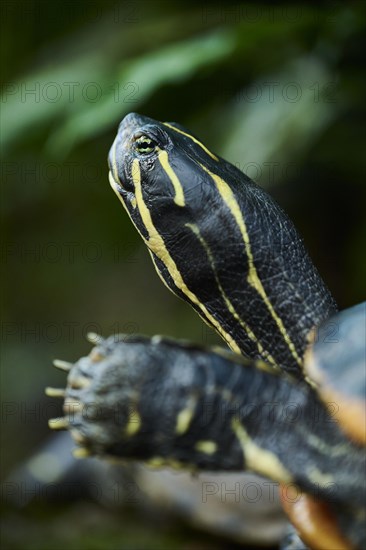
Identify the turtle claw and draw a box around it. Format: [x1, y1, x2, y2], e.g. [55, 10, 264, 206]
[48, 349, 97, 455]
[48, 417, 69, 430]
[86, 332, 103, 344]
[88, 348, 106, 362]
[45, 387, 66, 398]
[53, 359, 73, 372]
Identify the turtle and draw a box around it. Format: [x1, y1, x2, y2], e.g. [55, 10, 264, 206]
[47, 113, 365, 549]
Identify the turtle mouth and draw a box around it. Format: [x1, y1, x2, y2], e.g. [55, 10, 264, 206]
[109, 170, 137, 214]
[108, 118, 143, 192]
[108, 136, 135, 195]
[108, 170, 123, 194]
[109, 171, 137, 214]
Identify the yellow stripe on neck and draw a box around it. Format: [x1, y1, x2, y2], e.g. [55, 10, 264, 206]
[186, 223, 278, 368]
[200, 163, 302, 367]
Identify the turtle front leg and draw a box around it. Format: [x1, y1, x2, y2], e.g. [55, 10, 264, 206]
[48, 334, 365, 549]
[50, 334, 249, 470]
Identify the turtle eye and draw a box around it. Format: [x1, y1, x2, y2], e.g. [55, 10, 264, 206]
[134, 135, 157, 154]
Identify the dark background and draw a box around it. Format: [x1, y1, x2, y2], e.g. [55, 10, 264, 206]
[1, 1, 365, 548]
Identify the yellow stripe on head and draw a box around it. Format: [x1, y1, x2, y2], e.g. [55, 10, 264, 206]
[157, 149, 185, 207]
[131, 158, 241, 354]
[163, 122, 219, 161]
[111, 136, 122, 185]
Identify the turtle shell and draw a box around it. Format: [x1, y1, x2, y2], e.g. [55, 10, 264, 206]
[305, 302, 366, 445]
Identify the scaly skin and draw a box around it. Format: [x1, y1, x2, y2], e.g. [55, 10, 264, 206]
[49, 114, 365, 548]
[108, 113, 337, 377]
[58, 335, 365, 548]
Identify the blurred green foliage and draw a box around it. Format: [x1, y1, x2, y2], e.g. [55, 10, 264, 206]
[1, 1, 365, 548]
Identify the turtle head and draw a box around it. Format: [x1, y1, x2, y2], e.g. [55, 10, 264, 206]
[108, 112, 228, 236]
[108, 112, 249, 303]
